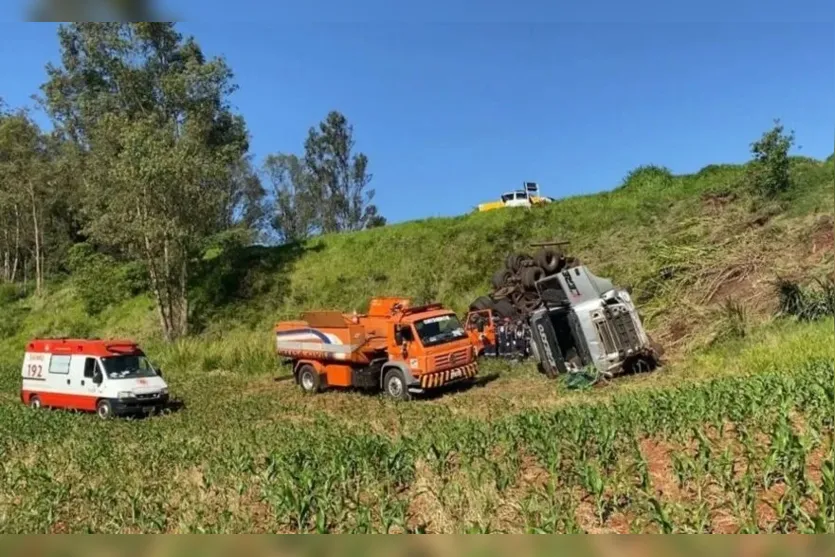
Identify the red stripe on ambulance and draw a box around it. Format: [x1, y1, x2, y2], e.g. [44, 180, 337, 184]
[22, 390, 98, 411]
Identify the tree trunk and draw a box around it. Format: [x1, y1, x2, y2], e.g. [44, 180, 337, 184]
[162, 236, 177, 339]
[2, 224, 8, 282]
[28, 187, 41, 295]
[176, 253, 189, 337]
[142, 229, 174, 342]
[11, 203, 20, 283]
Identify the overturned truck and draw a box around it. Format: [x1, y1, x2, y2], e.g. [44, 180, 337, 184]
[468, 244, 661, 378]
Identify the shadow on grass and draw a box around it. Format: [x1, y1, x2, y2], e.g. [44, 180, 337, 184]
[418, 372, 501, 400]
[119, 397, 187, 421]
[189, 240, 325, 332]
[276, 372, 502, 401]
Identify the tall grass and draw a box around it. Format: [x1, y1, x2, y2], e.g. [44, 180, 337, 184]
[775, 278, 835, 321]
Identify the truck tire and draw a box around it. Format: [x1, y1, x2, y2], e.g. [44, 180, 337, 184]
[516, 291, 542, 313]
[535, 248, 564, 273]
[297, 364, 322, 394]
[505, 253, 533, 273]
[383, 368, 411, 401]
[470, 296, 494, 312]
[491, 269, 512, 289]
[493, 298, 517, 319]
[96, 399, 113, 419]
[521, 266, 545, 288]
[28, 394, 41, 409]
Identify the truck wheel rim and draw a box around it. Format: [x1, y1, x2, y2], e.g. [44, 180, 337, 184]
[98, 404, 109, 418]
[301, 372, 314, 390]
[388, 376, 403, 397]
[30, 398, 40, 409]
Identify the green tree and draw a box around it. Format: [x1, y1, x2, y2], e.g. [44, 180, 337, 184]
[0, 110, 50, 294]
[42, 23, 257, 340]
[264, 153, 316, 243]
[303, 111, 382, 233]
[749, 120, 795, 197]
[364, 206, 387, 228]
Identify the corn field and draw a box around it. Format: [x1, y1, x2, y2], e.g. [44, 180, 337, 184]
[0, 352, 830, 533]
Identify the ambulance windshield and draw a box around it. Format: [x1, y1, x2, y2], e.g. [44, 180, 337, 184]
[101, 355, 157, 380]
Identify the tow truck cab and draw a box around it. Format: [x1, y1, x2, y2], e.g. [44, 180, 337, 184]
[21, 338, 169, 419]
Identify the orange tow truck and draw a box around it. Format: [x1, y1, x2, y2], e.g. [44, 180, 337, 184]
[275, 297, 478, 400]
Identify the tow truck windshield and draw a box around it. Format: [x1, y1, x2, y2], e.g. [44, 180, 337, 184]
[414, 314, 467, 347]
[101, 354, 157, 380]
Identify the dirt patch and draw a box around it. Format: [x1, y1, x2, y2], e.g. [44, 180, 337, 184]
[710, 507, 738, 534]
[702, 261, 761, 305]
[516, 454, 550, 490]
[404, 459, 449, 533]
[574, 501, 635, 534]
[639, 438, 682, 501]
[756, 482, 786, 528]
[808, 215, 834, 256]
[605, 511, 635, 534]
[702, 192, 737, 213]
[806, 445, 827, 486]
[574, 500, 601, 533]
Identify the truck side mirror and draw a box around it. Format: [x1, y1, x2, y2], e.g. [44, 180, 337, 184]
[394, 327, 403, 345]
[93, 371, 103, 385]
[156, 368, 163, 378]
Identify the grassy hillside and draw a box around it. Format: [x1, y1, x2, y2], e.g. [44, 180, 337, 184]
[0, 156, 831, 533]
[0, 155, 830, 366]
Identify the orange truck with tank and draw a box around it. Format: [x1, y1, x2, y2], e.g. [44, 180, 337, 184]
[275, 297, 478, 400]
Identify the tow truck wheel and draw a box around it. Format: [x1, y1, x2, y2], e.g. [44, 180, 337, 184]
[96, 400, 113, 419]
[28, 395, 41, 410]
[298, 364, 321, 394]
[383, 368, 411, 401]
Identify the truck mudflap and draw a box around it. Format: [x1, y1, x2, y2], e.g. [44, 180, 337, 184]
[419, 363, 478, 389]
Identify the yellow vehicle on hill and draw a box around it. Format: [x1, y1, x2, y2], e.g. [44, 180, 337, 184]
[477, 182, 554, 212]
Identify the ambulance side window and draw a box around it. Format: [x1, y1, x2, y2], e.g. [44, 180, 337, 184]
[83, 358, 97, 378]
[48, 355, 71, 375]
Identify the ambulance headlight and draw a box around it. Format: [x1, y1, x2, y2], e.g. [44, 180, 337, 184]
[117, 391, 135, 400]
[160, 388, 168, 396]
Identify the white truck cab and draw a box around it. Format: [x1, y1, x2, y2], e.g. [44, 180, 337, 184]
[500, 190, 534, 207]
[21, 338, 169, 419]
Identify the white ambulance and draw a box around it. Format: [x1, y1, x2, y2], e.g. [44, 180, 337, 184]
[20, 338, 169, 419]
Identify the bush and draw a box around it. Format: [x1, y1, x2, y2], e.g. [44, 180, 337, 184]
[619, 165, 674, 191]
[748, 120, 795, 197]
[0, 283, 26, 305]
[775, 277, 835, 321]
[711, 299, 749, 345]
[66, 243, 145, 315]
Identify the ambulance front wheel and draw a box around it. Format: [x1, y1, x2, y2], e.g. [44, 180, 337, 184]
[96, 399, 113, 419]
[297, 364, 322, 394]
[28, 395, 41, 409]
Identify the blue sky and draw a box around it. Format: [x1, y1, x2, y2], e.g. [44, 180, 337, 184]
[0, 2, 833, 224]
